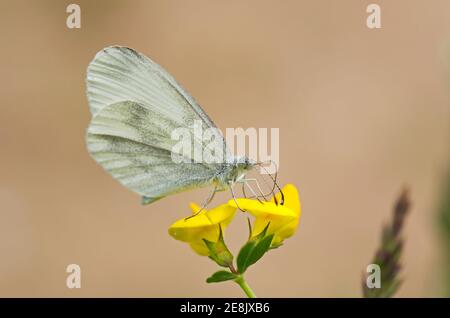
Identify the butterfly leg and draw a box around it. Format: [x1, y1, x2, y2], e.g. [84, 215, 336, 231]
[230, 183, 246, 212]
[201, 186, 217, 209]
[184, 186, 217, 221]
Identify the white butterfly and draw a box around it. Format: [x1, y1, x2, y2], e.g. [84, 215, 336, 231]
[86, 46, 255, 205]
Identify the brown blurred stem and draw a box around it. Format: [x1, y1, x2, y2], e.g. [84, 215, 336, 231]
[362, 188, 411, 298]
[438, 172, 450, 296]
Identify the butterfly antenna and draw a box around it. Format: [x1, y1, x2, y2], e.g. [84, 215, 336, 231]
[244, 178, 269, 202]
[269, 160, 279, 204]
[230, 184, 246, 212]
[243, 180, 264, 204]
[256, 160, 278, 194]
[242, 182, 257, 200]
[242, 182, 248, 199]
[253, 178, 270, 202]
[259, 160, 284, 205]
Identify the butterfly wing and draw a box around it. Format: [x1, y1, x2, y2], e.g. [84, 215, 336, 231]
[87, 101, 222, 203]
[86, 47, 229, 202]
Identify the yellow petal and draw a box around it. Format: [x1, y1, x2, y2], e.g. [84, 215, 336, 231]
[169, 226, 201, 242]
[230, 184, 302, 245]
[273, 218, 299, 240]
[271, 234, 284, 247]
[189, 241, 210, 256]
[168, 213, 212, 242]
[252, 212, 294, 237]
[189, 202, 202, 215]
[269, 184, 301, 243]
[201, 224, 222, 242]
[251, 215, 271, 236]
[205, 204, 236, 225]
[168, 203, 236, 249]
[228, 199, 297, 219]
[272, 184, 301, 217]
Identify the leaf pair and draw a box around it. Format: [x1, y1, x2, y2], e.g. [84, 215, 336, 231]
[206, 223, 274, 284]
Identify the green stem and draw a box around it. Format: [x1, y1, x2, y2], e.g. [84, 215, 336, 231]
[234, 276, 257, 298]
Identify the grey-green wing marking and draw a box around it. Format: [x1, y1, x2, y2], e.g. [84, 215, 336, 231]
[87, 101, 221, 201]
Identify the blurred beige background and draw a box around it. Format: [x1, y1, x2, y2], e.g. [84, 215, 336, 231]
[0, 0, 449, 297]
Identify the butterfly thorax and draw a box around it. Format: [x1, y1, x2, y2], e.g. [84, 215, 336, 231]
[215, 156, 255, 189]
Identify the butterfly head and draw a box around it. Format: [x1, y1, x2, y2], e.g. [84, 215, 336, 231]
[233, 156, 255, 170]
[220, 156, 255, 185]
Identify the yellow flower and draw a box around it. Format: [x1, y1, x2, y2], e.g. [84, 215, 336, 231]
[229, 184, 301, 247]
[168, 202, 237, 256]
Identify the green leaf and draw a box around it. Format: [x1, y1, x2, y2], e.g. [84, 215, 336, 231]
[237, 234, 274, 274]
[237, 241, 256, 274]
[249, 234, 274, 265]
[206, 270, 237, 283]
